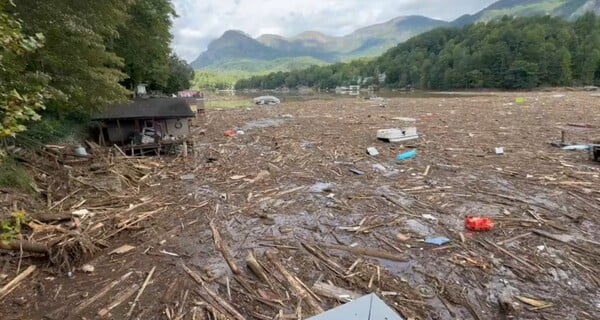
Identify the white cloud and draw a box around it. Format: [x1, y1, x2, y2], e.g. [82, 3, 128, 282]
[171, 0, 496, 62]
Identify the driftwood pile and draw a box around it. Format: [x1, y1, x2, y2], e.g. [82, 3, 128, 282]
[2, 92, 600, 319]
[0, 142, 172, 271]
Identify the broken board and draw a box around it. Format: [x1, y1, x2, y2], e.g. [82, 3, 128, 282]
[377, 128, 418, 143]
[308, 293, 404, 320]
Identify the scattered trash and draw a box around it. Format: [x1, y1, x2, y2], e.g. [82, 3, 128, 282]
[74, 146, 88, 157]
[253, 95, 280, 105]
[421, 214, 437, 221]
[378, 128, 419, 143]
[301, 141, 316, 149]
[515, 97, 525, 104]
[229, 175, 246, 180]
[180, 174, 196, 181]
[109, 244, 135, 255]
[72, 209, 92, 219]
[566, 123, 596, 128]
[495, 147, 505, 155]
[280, 114, 294, 118]
[366, 147, 379, 156]
[396, 233, 410, 241]
[551, 94, 565, 98]
[591, 144, 600, 161]
[416, 284, 437, 299]
[396, 149, 417, 161]
[392, 117, 416, 122]
[425, 236, 450, 246]
[465, 217, 495, 231]
[80, 264, 95, 273]
[224, 130, 236, 137]
[248, 170, 270, 183]
[243, 118, 285, 130]
[309, 182, 336, 193]
[561, 144, 590, 151]
[235, 130, 245, 135]
[515, 296, 553, 308]
[349, 169, 365, 175]
[372, 163, 387, 172]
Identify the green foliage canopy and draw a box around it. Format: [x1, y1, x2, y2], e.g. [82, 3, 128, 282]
[236, 15, 600, 90]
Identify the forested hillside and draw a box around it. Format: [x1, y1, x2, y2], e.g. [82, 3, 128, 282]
[0, 0, 192, 139]
[235, 14, 600, 90]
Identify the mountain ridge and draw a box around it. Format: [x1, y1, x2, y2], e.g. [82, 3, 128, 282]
[191, 0, 600, 72]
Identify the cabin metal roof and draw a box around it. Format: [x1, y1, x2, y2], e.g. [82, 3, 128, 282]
[308, 294, 404, 320]
[92, 98, 194, 120]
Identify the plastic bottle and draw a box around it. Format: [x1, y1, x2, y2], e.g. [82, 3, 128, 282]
[396, 149, 417, 161]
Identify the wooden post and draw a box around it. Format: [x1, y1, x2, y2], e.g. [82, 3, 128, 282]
[117, 119, 124, 146]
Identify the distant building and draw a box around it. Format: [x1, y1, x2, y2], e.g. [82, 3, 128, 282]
[177, 90, 205, 115]
[177, 90, 203, 98]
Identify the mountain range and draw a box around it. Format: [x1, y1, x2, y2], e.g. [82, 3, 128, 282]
[191, 0, 600, 73]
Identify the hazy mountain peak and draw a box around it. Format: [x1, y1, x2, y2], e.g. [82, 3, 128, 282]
[192, 0, 600, 72]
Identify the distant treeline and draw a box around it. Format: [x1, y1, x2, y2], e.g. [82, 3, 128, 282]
[235, 14, 600, 90]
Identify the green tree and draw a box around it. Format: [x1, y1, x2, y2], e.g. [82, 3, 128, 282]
[114, 0, 176, 92]
[235, 14, 600, 90]
[162, 55, 194, 94]
[0, 0, 50, 138]
[11, 0, 130, 115]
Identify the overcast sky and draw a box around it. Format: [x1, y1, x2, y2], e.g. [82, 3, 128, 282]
[171, 0, 497, 61]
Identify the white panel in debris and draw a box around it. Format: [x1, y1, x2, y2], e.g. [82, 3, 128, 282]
[307, 293, 404, 320]
[377, 127, 418, 142]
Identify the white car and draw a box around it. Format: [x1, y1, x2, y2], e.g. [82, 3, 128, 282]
[253, 96, 280, 105]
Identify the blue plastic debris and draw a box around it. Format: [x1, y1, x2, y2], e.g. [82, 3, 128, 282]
[425, 236, 450, 246]
[396, 149, 417, 161]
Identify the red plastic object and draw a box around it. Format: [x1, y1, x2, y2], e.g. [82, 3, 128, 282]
[465, 217, 494, 232]
[224, 130, 237, 137]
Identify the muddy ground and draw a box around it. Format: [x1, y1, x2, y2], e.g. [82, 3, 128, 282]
[1, 91, 600, 320]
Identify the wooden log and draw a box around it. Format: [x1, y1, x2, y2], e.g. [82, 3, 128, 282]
[245, 250, 272, 287]
[98, 283, 140, 317]
[182, 263, 246, 320]
[301, 243, 345, 276]
[200, 281, 246, 320]
[210, 219, 241, 275]
[0, 265, 36, 301]
[127, 266, 156, 318]
[0, 240, 49, 254]
[319, 243, 408, 262]
[265, 250, 324, 316]
[71, 271, 133, 316]
[32, 213, 73, 223]
[312, 282, 361, 302]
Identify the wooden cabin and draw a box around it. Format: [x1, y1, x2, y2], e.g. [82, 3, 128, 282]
[93, 98, 195, 146]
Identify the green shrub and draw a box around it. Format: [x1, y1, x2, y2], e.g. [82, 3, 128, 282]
[0, 158, 33, 192]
